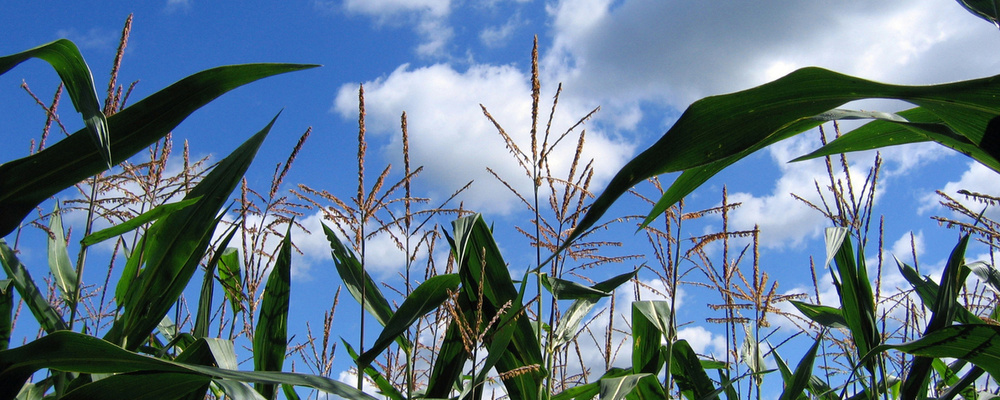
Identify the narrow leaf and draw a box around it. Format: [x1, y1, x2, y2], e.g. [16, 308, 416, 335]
[254, 223, 293, 399]
[0, 39, 111, 168]
[194, 223, 239, 338]
[0, 240, 68, 333]
[60, 372, 211, 400]
[568, 67, 1000, 246]
[599, 373, 650, 400]
[81, 197, 201, 246]
[217, 247, 243, 318]
[46, 203, 76, 304]
[108, 115, 276, 350]
[321, 223, 395, 328]
[778, 334, 823, 400]
[0, 63, 317, 237]
[789, 301, 847, 329]
[0, 331, 377, 400]
[670, 339, 717, 400]
[356, 274, 459, 370]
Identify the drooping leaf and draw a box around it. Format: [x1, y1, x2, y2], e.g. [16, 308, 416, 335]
[569, 67, 1000, 246]
[357, 273, 458, 370]
[0, 63, 317, 237]
[789, 301, 847, 329]
[551, 269, 638, 348]
[551, 368, 630, 400]
[956, 0, 1000, 27]
[669, 339, 717, 400]
[543, 268, 638, 300]
[46, 203, 76, 305]
[254, 223, 293, 399]
[81, 197, 201, 246]
[0, 240, 68, 333]
[321, 223, 396, 329]
[0, 331, 377, 400]
[107, 114, 277, 350]
[897, 259, 981, 325]
[0, 39, 111, 168]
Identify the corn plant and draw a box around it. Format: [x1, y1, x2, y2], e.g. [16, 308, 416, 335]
[0, 17, 393, 399]
[563, 1, 1000, 399]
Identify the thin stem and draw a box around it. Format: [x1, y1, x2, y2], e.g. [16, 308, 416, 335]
[69, 175, 100, 331]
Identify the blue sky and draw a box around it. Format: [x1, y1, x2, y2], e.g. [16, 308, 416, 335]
[4, 0, 1000, 396]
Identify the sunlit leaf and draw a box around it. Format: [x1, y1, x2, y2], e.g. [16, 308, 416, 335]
[789, 301, 847, 329]
[194, 224, 238, 339]
[569, 67, 1000, 245]
[599, 373, 650, 400]
[217, 247, 242, 317]
[254, 223, 293, 399]
[46, 203, 76, 305]
[778, 334, 823, 400]
[357, 273, 458, 370]
[0, 331, 377, 400]
[108, 115, 276, 350]
[0, 39, 111, 168]
[81, 197, 201, 246]
[0, 240, 67, 333]
[0, 63, 317, 237]
[669, 339, 717, 400]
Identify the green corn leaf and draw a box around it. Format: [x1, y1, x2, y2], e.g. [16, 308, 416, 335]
[217, 247, 243, 318]
[967, 260, 1000, 294]
[789, 301, 847, 329]
[825, 228, 879, 372]
[0, 39, 111, 169]
[543, 268, 638, 300]
[254, 223, 293, 399]
[792, 107, 941, 162]
[46, 203, 76, 305]
[445, 214, 544, 400]
[357, 273, 459, 370]
[599, 373, 650, 400]
[552, 296, 599, 348]
[631, 302, 665, 375]
[114, 235, 145, 309]
[194, 223, 239, 339]
[777, 334, 823, 400]
[669, 339, 717, 400]
[0, 279, 12, 351]
[0, 331, 377, 400]
[568, 67, 1000, 246]
[342, 339, 405, 400]
[897, 259, 981, 325]
[901, 234, 971, 400]
[81, 197, 201, 247]
[0, 240, 68, 333]
[321, 223, 396, 329]
[424, 317, 470, 398]
[551, 368, 631, 400]
[0, 63, 317, 237]
[864, 325, 1000, 380]
[215, 379, 268, 400]
[956, 0, 1000, 27]
[15, 382, 45, 400]
[108, 114, 276, 350]
[59, 372, 211, 400]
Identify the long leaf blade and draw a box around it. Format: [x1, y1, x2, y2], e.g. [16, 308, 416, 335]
[0, 63, 317, 237]
[108, 114, 277, 350]
[0, 240, 68, 333]
[46, 203, 76, 304]
[0, 39, 111, 168]
[569, 67, 1000, 245]
[254, 223, 293, 399]
[357, 273, 459, 370]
